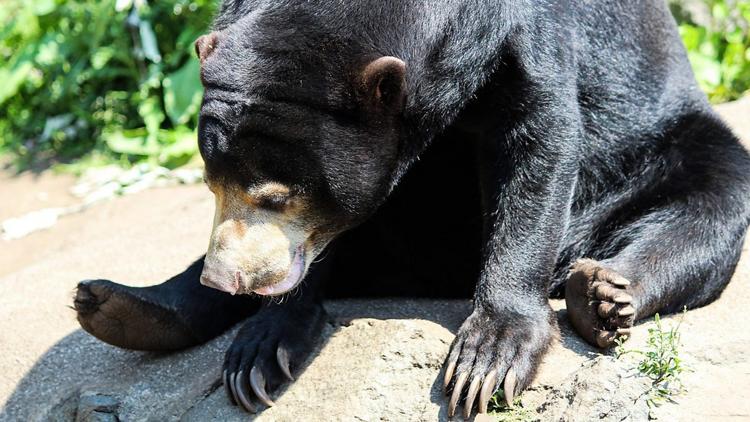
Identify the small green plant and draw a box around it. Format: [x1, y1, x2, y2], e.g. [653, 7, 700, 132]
[615, 311, 687, 407]
[487, 392, 533, 422]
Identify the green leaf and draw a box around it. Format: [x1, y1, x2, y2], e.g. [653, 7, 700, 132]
[91, 47, 116, 70]
[0, 61, 34, 105]
[103, 129, 160, 156]
[158, 127, 198, 168]
[698, 34, 720, 58]
[137, 96, 165, 139]
[32, 0, 56, 16]
[687, 51, 722, 89]
[712, 2, 728, 22]
[35, 37, 61, 66]
[163, 57, 202, 126]
[678, 24, 704, 51]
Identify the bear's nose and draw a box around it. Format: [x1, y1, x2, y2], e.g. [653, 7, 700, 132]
[200, 267, 241, 295]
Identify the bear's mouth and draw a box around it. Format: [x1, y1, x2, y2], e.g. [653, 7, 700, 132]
[252, 244, 306, 296]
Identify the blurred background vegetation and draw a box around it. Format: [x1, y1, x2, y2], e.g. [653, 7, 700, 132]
[0, 0, 215, 172]
[0, 0, 748, 172]
[671, 0, 750, 101]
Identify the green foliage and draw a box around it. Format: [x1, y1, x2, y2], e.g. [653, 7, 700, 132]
[616, 311, 687, 408]
[488, 392, 533, 421]
[1, 1, 748, 170]
[671, 0, 750, 102]
[0, 0, 215, 170]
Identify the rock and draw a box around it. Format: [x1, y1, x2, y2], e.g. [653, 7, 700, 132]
[527, 357, 651, 422]
[171, 168, 204, 185]
[72, 164, 204, 207]
[81, 181, 121, 205]
[1, 207, 66, 240]
[42, 391, 122, 422]
[171, 301, 467, 422]
[44, 391, 79, 422]
[70, 166, 123, 197]
[75, 393, 120, 422]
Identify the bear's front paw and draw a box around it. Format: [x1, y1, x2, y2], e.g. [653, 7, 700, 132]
[223, 302, 328, 413]
[443, 305, 556, 419]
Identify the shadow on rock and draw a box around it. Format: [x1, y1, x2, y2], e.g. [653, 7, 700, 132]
[2, 299, 613, 421]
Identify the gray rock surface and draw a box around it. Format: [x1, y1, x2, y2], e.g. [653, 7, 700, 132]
[530, 357, 652, 422]
[0, 99, 748, 421]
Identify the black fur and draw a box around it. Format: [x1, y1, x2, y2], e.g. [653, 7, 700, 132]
[75, 0, 750, 416]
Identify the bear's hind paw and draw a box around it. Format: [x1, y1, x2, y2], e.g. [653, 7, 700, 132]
[565, 259, 636, 348]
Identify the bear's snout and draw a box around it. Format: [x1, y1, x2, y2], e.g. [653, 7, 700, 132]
[201, 183, 316, 296]
[202, 214, 310, 296]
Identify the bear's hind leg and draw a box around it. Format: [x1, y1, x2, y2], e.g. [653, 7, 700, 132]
[74, 257, 259, 351]
[566, 115, 750, 349]
[566, 196, 748, 349]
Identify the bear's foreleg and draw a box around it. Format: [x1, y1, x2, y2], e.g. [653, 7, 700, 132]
[221, 259, 329, 413]
[74, 257, 259, 351]
[443, 62, 581, 418]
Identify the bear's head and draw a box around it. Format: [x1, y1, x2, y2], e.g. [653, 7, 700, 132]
[194, 12, 409, 296]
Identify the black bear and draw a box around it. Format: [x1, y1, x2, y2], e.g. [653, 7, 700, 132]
[74, 0, 750, 418]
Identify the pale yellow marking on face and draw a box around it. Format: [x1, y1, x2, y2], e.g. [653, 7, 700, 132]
[203, 181, 316, 292]
[240, 182, 308, 217]
[249, 182, 290, 199]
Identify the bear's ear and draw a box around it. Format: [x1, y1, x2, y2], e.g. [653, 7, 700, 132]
[359, 56, 407, 109]
[195, 33, 219, 64]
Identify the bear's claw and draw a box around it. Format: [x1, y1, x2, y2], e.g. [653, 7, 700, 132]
[234, 370, 259, 413]
[276, 346, 294, 381]
[447, 372, 468, 418]
[250, 365, 275, 407]
[477, 369, 498, 414]
[222, 302, 327, 413]
[443, 307, 554, 419]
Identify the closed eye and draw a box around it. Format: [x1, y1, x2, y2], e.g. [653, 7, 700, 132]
[247, 183, 293, 211]
[256, 193, 290, 211]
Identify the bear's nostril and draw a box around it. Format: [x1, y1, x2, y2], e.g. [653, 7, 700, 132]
[199, 274, 214, 288]
[200, 269, 240, 295]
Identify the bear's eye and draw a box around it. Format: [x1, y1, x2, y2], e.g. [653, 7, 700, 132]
[256, 194, 290, 212]
[245, 182, 293, 212]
